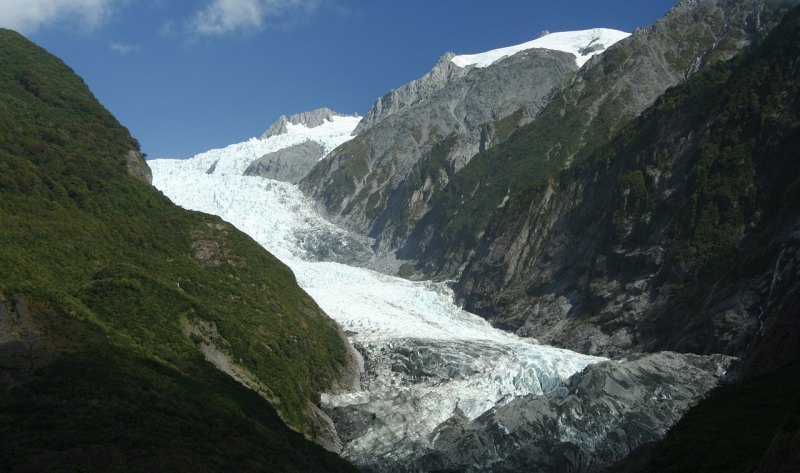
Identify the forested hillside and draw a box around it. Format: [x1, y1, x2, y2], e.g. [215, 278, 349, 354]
[0, 28, 358, 472]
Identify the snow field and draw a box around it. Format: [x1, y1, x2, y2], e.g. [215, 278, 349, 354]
[160, 114, 361, 176]
[451, 28, 630, 68]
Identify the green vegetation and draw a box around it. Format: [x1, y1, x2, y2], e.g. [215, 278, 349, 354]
[0, 28, 355, 471]
[670, 30, 800, 272]
[616, 170, 651, 214]
[0, 348, 357, 473]
[607, 4, 799, 277]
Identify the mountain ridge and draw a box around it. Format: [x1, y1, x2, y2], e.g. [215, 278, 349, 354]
[300, 39, 584, 248]
[398, 0, 789, 285]
[446, 0, 800, 359]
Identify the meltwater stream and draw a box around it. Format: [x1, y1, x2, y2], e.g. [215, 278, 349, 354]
[148, 126, 604, 467]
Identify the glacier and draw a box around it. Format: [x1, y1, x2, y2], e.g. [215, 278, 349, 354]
[149, 115, 605, 466]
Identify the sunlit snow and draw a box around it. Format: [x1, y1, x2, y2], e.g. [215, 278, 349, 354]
[161, 114, 361, 176]
[451, 28, 630, 68]
[149, 116, 604, 459]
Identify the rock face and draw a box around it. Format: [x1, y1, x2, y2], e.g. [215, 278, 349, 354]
[301, 0, 786, 271]
[401, 0, 788, 281]
[353, 52, 465, 135]
[301, 47, 580, 249]
[336, 352, 732, 473]
[244, 141, 325, 184]
[238, 108, 361, 184]
[740, 232, 800, 376]
[354, 28, 628, 137]
[293, 1, 800, 363]
[449, 0, 800, 359]
[124, 149, 152, 185]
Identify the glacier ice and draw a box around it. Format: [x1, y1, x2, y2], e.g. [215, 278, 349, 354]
[149, 116, 604, 466]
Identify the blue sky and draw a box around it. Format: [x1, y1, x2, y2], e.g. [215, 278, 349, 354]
[1, 0, 676, 158]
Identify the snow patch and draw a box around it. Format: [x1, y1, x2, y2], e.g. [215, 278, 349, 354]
[451, 28, 630, 68]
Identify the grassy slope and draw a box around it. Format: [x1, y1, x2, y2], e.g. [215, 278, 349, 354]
[0, 29, 356, 472]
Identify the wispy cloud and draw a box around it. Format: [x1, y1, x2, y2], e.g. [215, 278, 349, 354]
[0, 0, 118, 34]
[159, 19, 175, 37]
[187, 0, 322, 36]
[109, 41, 140, 54]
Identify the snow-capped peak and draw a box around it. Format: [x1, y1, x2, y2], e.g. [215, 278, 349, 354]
[155, 113, 361, 177]
[450, 28, 630, 69]
[261, 107, 360, 139]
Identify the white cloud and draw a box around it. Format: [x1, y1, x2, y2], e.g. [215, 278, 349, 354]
[109, 41, 140, 54]
[0, 0, 117, 33]
[159, 19, 175, 37]
[188, 0, 321, 36]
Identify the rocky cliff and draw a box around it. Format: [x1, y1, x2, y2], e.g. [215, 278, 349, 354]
[239, 109, 361, 184]
[451, 0, 800, 360]
[401, 0, 790, 280]
[300, 45, 580, 251]
[353, 52, 467, 134]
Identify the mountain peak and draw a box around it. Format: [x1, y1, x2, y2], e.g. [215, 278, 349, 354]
[436, 51, 457, 65]
[261, 108, 358, 139]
